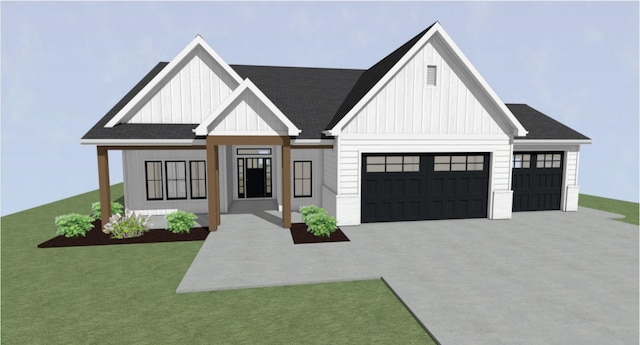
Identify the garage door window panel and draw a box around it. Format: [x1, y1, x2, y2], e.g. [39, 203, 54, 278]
[366, 156, 421, 172]
[536, 153, 562, 168]
[513, 154, 531, 169]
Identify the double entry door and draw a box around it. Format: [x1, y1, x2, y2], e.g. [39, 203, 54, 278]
[238, 157, 272, 198]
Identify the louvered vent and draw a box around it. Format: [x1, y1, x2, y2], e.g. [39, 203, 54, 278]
[427, 65, 437, 86]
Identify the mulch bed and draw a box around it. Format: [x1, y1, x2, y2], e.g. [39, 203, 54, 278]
[38, 220, 209, 248]
[289, 222, 349, 244]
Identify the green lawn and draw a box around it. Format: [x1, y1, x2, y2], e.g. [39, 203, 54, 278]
[579, 194, 639, 225]
[1, 184, 436, 344]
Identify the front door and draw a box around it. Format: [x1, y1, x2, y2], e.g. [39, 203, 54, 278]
[239, 158, 272, 198]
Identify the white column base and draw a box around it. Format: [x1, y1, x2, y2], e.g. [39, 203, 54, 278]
[491, 190, 513, 219]
[563, 185, 580, 211]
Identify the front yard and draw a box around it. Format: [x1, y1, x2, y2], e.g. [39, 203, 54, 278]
[1, 184, 435, 344]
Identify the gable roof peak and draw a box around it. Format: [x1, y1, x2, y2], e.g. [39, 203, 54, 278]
[104, 34, 243, 128]
[325, 21, 528, 137]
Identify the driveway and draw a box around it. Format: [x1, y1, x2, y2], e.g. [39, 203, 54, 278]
[177, 207, 638, 345]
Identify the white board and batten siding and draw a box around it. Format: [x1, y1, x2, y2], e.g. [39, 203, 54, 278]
[209, 90, 289, 136]
[290, 149, 324, 212]
[341, 36, 512, 137]
[126, 46, 238, 124]
[123, 149, 211, 215]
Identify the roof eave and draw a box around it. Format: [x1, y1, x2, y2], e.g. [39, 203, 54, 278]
[513, 138, 592, 145]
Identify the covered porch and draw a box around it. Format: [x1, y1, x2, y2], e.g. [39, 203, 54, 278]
[95, 136, 293, 232]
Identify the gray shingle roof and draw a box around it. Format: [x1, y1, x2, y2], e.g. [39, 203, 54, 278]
[507, 104, 590, 140]
[82, 24, 589, 143]
[231, 65, 363, 139]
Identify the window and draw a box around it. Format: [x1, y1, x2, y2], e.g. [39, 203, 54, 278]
[165, 161, 187, 200]
[294, 161, 312, 197]
[434, 155, 484, 171]
[145, 161, 163, 200]
[536, 153, 562, 168]
[427, 65, 437, 86]
[237, 148, 271, 155]
[366, 156, 420, 172]
[237, 158, 245, 198]
[512, 154, 531, 169]
[190, 161, 207, 199]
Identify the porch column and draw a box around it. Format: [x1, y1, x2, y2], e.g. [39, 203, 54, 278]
[281, 137, 291, 228]
[206, 137, 220, 231]
[97, 146, 111, 229]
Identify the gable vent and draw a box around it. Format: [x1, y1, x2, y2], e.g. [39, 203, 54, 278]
[427, 65, 437, 86]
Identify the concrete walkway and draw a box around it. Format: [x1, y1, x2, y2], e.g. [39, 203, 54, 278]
[176, 207, 638, 345]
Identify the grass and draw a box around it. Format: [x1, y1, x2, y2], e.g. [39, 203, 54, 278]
[579, 194, 639, 225]
[1, 183, 436, 345]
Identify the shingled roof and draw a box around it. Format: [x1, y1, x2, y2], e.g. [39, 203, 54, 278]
[507, 104, 590, 140]
[82, 24, 589, 142]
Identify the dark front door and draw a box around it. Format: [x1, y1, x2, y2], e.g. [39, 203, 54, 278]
[244, 158, 271, 198]
[361, 153, 489, 223]
[512, 152, 563, 211]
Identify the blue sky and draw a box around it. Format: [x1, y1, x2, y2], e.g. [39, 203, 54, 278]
[1, 1, 638, 216]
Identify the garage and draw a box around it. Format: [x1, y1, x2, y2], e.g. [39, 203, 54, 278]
[511, 152, 563, 211]
[361, 153, 489, 223]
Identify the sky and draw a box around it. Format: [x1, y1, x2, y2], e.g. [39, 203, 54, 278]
[1, 1, 638, 216]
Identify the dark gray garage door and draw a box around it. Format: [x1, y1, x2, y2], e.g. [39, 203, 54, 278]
[511, 152, 563, 211]
[361, 153, 489, 223]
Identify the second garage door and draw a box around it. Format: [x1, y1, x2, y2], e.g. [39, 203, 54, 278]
[361, 153, 489, 223]
[511, 152, 563, 211]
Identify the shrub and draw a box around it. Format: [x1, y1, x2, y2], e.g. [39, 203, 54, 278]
[90, 201, 124, 220]
[165, 211, 197, 234]
[300, 205, 326, 224]
[54, 213, 95, 238]
[103, 209, 150, 239]
[305, 212, 337, 237]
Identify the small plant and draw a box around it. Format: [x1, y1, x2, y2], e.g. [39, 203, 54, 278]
[165, 210, 197, 234]
[300, 205, 325, 224]
[54, 213, 95, 238]
[103, 209, 150, 239]
[305, 212, 337, 237]
[300, 205, 337, 237]
[90, 201, 124, 220]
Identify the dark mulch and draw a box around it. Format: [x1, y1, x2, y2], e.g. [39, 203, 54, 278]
[38, 219, 210, 248]
[289, 222, 350, 244]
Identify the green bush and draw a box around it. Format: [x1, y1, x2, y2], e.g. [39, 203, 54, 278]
[103, 209, 150, 239]
[300, 205, 326, 224]
[165, 210, 197, 234]
[305, 212, 337, 237]
[300, 205, 336, 237]
[90, 201, 124, 220]
[54, 213, 95, 238]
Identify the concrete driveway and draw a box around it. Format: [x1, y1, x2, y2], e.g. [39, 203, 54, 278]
[177, 207, 638, 345]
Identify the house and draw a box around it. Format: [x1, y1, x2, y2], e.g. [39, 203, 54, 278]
[81, 22, 591, 230]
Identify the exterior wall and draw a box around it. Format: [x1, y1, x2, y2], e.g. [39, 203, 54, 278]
[123, 149, 229, 215]
[322, 145, 338, 217]
[335, 137, 512, 225]
[513, 143, 582, 212]
[127, 47, 237, 124]
[342, 36, 510, 136]
[209, 90, 289, 136]
[290, 149, 324, 211]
